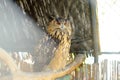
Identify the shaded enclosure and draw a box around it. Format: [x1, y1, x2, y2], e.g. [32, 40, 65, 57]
[16, 0, 94, 53]
[15, 0, 96, 71]
[0, 0, 99, 80]
[1, 0, 120, 80]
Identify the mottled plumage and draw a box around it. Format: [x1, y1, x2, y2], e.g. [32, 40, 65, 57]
[46, 17, 72, 70]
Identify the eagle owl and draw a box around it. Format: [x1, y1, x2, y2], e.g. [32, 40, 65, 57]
[47, 17, 72, 41]
[46, 17, 72, 70]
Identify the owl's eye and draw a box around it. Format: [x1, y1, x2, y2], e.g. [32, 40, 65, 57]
[57, 21, 61, 25]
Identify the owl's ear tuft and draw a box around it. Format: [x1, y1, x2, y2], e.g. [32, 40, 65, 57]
[48, 15, 56, 21]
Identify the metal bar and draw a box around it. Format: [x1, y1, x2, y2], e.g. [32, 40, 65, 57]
[89, 0, 101, 63]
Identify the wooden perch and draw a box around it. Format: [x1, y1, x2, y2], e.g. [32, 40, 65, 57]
[0, 48, 18, 73]
[0, 48, 85, 80]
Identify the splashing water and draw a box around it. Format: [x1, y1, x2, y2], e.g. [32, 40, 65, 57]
[0, 0, 57, 73]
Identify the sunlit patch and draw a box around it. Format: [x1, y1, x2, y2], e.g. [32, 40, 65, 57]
[97, 0, 120, 52]
[85, 56, 94, 64]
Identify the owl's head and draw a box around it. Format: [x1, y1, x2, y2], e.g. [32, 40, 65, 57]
[47, 17, 72, 40]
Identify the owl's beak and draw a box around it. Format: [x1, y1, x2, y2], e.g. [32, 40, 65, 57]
[61, 24, 65, 30]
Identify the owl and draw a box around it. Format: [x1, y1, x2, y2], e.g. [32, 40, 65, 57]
[46, 17, 72, 41]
